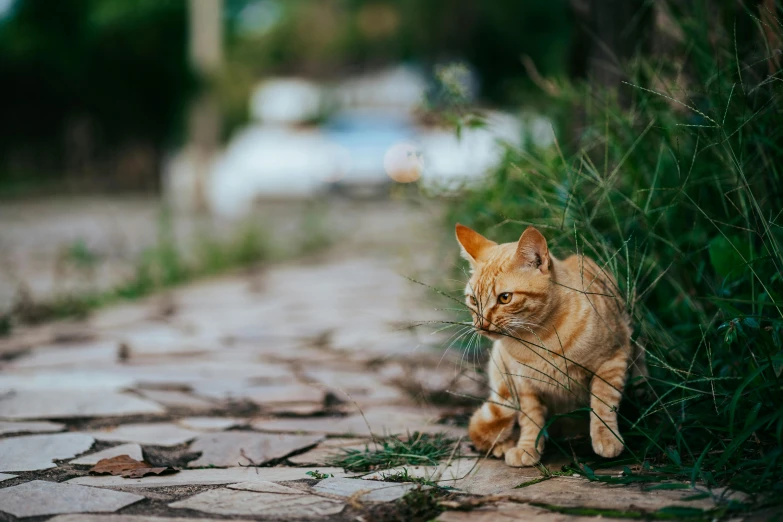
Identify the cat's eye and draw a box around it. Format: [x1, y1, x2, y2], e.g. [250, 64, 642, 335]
[498, 292, 512, 304]
[467, 295, 477, 306]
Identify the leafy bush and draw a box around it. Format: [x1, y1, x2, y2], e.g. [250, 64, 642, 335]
[443, 2, 783, 502]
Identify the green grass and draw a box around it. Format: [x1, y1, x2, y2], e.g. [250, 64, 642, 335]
[327, 432, 459, 473]
[8, 207, 333, 326]
[435, 0, 783, 511]
[376, 467, 440, 487]
[515, 464, 576, 488]
[305, 470, 334, 480]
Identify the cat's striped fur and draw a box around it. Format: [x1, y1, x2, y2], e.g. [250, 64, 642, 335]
[456, 224, 646, 467]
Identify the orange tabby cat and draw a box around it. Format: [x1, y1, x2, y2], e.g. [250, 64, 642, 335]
[456, 223, 646, 467]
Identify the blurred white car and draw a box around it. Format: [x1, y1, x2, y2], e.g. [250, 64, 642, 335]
[164, 71, 528, 217]
[202, 110, 522, 217]
[321, 110, 419, 193]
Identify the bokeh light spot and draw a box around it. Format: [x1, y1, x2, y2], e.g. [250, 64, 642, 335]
[384, 141, 423, 183]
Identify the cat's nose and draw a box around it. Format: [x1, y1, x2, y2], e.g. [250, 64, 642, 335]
[476, 318, 490, 330]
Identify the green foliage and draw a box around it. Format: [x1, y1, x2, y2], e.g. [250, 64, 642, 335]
[305, 470, 334, 480]
[64, 239, 100, 268]
[377, 467, 439, 487]
[327, 432, 458, 473]
[442, 1, 783, 504]
[0, 0, 193, 188]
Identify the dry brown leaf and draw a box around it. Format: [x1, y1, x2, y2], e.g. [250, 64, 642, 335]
[89, 454, 178, 478]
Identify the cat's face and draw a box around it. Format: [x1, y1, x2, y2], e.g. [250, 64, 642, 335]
[456, 224, 553, 340]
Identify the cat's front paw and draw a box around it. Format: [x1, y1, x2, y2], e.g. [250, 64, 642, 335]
[504, 447, 540, 467]
[591, 428, 624, 458]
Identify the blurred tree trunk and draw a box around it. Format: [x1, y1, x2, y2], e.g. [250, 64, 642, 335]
[186, 0, 223, 212]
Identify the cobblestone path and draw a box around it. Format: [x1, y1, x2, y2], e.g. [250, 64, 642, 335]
[0, 201, 735, 521]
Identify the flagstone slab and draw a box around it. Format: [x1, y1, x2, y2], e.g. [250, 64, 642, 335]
[0, 371, 136, 392]
[110, 361, 295, 388]
[360, 457, 540, 496]
[288, 437, 371, 465]
[0, 433, 95, 472]
[0, 480, 143, 518]
[0, 473, 16, 481]
[115, 325, 222, 356]
[450, 458, 547, 495]
[89, 302, 154, 331]
[330, 327, 419, 355]
[0, 390, 165, 420]
[177, 417, 246, 431]
[0, 420, 64, 435]
[362, 457, 479, 484]
[302, 369, 407, 404]
[174, 360, 295, 382]
[192, 380, 324, 404]
[169, 486, 345, 518]
[187, 431, 322, 467]
[264, 402, 325, 416]
[242, 383, 327, 405]
[68, 466, 348, 487]
[226, 481, 309, 493]
[313, 476, 418, 502]
[51, 516, 255, 522]
[252, 406, 449, 436]
[86, 423, 201, 447]
[504, 477, 716, 511]
[71, 443, 144, 466]
[136, 390, 215, 411]
[7, 341, 119, 369]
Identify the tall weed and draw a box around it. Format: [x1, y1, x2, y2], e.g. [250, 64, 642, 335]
[443, 2, 783, 501]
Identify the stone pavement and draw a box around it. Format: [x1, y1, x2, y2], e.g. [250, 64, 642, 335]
[0, 203, 736, 521]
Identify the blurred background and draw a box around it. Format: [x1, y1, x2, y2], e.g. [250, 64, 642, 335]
[0, 0, 575, 317]
[0, 0, 773, 324]
[2, 1, 782, 501]
[0, 0, 577, 198]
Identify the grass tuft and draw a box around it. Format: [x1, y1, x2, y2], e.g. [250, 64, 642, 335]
[376, 467, 440, 487]
[327, 432, 458, 473]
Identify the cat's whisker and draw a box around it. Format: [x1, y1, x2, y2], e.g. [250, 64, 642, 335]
[457, 331, 471, 375]
[459, 325, 483, 376]
[434, 322, 470, 347]
[467, 329, 484, 373]
[441, 324, 474, 358]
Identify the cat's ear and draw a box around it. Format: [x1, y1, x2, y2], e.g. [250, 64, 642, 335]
[516, 226, 550, 273]
[456, 224, 496, 264]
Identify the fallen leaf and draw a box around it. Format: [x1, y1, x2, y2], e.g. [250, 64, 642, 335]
[89, 454, 178, 478]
